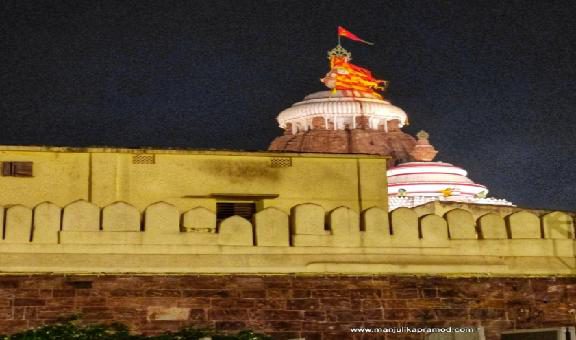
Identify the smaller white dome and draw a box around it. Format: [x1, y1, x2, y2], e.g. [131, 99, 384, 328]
[387, 162, 487, 198]
[277, 90, 408, 131]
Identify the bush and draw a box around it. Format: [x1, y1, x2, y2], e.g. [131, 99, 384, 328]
[0, 318, 272, 340]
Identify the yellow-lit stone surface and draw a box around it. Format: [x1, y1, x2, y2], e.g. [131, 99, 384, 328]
[330, 206, 361, 247]
[4, 205, 32, 243]
[0, 146, 388, 213]
[102, 202, 141, 232]
[32, 202, 61, 243]
[144, 202, 179, 234]
[0, 150, 89, 207]
[420, 214, 449, 246]
[62, 200, 100, 231]
[0, 146, 575, 276]
[390, 207, 419, 245]
[292, 203, 325, 235]
[363, 207, 390, 247]
[356, 159, 388, 210]
[59, 231, 142, 245]
[291, 203, 330, 247]
[182, 207, 216, 232]
[507, 211, 541, 239]
[0, 200, 572, 274]
[542, 211, 574, 239]
[445, 209, 477, 239]
[254, 207, 289, 246]
[413, 200, 518, 219]
[218, 216, 253, 246]
[478, 213, 508, 239]
[291, 234, 330, 247]
[0, 206, 4, 240]
[181, 232, 218, 245]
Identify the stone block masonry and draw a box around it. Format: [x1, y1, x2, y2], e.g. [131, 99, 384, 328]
[0, 275, 574, 339]
[0, 201, 575, 275]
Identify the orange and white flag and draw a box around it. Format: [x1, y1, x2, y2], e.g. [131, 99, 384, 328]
[338, 26, 374, 45]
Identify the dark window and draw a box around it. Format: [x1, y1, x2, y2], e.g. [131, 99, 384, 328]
[216, 202, 256, 224]
[2, 162, 33, 177]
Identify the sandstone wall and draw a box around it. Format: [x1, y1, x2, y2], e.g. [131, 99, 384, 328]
[0, 201, 574, 275]
[0, 201, 574, 338]
[0, 275, 574, 340]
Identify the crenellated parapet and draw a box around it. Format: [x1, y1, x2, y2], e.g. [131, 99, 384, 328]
[0, 201, 574, 275]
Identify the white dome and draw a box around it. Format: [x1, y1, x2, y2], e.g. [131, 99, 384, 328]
[277, 90, 408, 131]
[387, 162, 487, 198]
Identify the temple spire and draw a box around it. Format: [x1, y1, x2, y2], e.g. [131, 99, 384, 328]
[409, 130, 439, 162]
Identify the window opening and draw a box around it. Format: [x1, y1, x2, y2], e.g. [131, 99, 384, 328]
[1, 162, 33, 177]
[216, 202, 256, 225]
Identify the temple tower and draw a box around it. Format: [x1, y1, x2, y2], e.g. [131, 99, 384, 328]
[269, 44, 513, 209]
[268, 45, 422, 164]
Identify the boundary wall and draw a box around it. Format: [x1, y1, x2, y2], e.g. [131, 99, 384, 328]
[0, 275, 573, 340]
[0, 200, 574, 275]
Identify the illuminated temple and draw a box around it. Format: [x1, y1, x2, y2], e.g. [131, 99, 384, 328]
[0, 33, 573, 339]
[268, 44, 513, 209]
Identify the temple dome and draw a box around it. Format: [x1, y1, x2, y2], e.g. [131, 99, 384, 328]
[387, 161, 514, 210]
[388, 162, 487, 197]
[268, 45, 421, 162]
[277, 90, 408, 133]
[268, 43, 513, 210]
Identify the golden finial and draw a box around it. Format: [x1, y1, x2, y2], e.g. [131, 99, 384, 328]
[327, 44, 352, 60]
[416, 130, 430, 140]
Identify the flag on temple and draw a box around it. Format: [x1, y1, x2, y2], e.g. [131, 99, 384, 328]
[329, 56, 385, 95]
[338, 26, 374, 45]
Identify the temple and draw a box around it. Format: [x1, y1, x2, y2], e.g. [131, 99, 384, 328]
[0, 38, 573, 339]
[269, 44, 513, 210]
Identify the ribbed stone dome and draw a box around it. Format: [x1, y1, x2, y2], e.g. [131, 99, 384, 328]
[387, 161, 488, 198]
[277, 90, 408, 133]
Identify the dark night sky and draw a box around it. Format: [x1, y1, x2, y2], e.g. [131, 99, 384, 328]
[1, 0, 575, 210]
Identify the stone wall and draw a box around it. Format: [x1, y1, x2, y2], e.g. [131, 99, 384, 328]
[0, 275, 574, 339]
[0, 201, 574, 275]
[0, 146, 387, 213]
[0, 200, 575, 338]
[411, 200, 568, 220]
